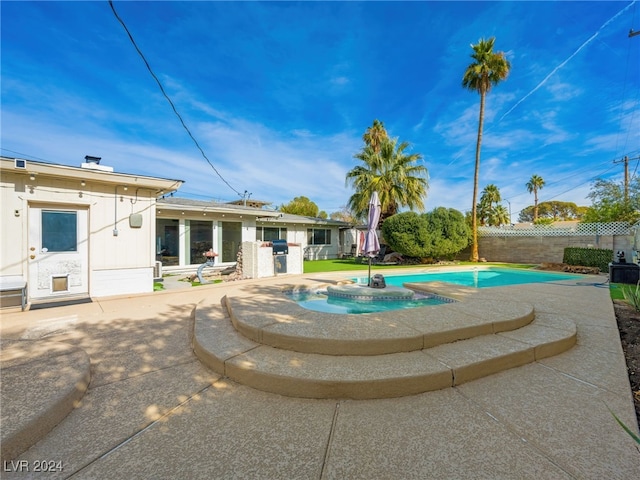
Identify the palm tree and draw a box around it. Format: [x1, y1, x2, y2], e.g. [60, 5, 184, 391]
[480, 184, 501, 209]
[462, 37, 511, 261]
[526, 174, 546, 221]
[477, 199, 491, 226]
[488, 204, 510, 226]
[362, 119, 388, 154]
[346, 136, 429, 225]
[478, 184, 501, 225]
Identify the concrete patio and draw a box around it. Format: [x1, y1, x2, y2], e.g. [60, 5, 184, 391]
[1, 269, 639, 479]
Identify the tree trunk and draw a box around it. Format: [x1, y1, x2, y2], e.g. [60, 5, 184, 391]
[470, 91, 486, 262]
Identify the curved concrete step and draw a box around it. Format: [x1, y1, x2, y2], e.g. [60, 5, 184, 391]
[0, 340, 90, 462]
[224, 291, 535, 355]
[193, 299, 577, 400]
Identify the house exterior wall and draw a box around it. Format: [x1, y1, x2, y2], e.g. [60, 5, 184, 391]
[157, 210, 344, 269]
[303, 226, 341, 260]
[1, 171, 28, 277]
[1, 162, 174, 301]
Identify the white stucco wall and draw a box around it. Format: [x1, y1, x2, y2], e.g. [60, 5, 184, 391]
[91, 267, 154, 297]
[1, 160, 174, 301]
[241, 241, 303, 278]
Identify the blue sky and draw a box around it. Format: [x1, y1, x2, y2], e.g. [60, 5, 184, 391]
[2, 1, 639, 221]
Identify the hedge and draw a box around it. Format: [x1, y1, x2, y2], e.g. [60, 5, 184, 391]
[563, 247, 613, 272]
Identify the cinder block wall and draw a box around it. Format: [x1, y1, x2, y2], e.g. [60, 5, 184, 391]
[457, 234, 635, 264]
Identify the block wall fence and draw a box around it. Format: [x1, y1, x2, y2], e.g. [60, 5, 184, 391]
[455, 223, 639, 265]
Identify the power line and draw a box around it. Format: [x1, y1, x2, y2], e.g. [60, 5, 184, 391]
[0, 148, 53, 163]
[107, 0, 243, 197]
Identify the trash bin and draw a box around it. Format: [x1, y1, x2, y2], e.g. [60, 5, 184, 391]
[609, 262, 640, 284]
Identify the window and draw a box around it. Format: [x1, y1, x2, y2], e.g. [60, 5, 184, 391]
[307, 228, 332, 245]
[42, 210, 77, 252]
[156, 219, 179, 266]
[256, 226, 287, 242]
[188, 220, 213, 265]
[219, 221, 242, 263]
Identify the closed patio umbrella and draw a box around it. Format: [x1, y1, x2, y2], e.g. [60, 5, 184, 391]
[363, 191, 381, 286]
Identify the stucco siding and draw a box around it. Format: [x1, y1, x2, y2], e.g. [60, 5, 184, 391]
[91, 267, 154, 297]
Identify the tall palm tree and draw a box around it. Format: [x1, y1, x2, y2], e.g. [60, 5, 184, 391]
[346, 137, 429, 225]
[462, 37, 511, 261]
[526, 174, 546, 221]
[362, 119, 388, 154]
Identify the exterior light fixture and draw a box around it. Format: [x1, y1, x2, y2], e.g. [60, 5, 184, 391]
[81, 180, 86, 187]
[29, 173, 35, 181]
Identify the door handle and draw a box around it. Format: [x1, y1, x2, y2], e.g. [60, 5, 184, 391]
[30, 255, 36, 259]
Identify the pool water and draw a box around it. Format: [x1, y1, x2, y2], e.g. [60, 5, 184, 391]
[354, 267, 581, 289]
[287, 268, 584, 315]
[288, 290, 452, 314]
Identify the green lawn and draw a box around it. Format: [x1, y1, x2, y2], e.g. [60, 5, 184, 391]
[303, 259, 535, 274]
[610, 283, 625, 301]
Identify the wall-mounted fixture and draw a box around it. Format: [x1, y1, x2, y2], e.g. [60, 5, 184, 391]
[14, 210, 20, 217]
[29, 173, 36, 181]
[81, 180, 86, 187]
[129, 213, 143, 228]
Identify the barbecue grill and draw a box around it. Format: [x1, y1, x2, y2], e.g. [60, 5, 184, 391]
[272, 239, 288, 255]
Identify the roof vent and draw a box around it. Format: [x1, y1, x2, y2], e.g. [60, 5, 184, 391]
[84, 155, 101, 164]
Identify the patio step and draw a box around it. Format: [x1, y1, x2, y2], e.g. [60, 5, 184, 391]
[0, 340, 90, 461]
[224, 293, 536, 355]
[192, 293, 577, 399]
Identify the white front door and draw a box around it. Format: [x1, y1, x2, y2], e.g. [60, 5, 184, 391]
[28, 206, 89, 300]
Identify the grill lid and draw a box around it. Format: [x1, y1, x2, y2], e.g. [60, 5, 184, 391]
[272, 239, 288, 254]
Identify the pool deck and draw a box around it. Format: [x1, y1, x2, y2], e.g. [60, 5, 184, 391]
[1, 268, 639, 479]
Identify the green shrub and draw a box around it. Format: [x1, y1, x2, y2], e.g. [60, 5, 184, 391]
[382, 211, 431, 258]
[563, 247, 612, 271]
[382, 208, 470, 260]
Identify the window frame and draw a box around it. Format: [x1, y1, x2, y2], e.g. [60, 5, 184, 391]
[307, 228, 332, 245]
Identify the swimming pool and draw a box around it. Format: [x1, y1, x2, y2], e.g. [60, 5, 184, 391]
[354, 267, 581, 289]
[288, 268, 582, 315]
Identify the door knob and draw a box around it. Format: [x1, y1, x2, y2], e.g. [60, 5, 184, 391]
[30, 255, 36, 259]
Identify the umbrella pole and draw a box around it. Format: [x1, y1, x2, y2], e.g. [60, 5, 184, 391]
[368, 257, 372, 286]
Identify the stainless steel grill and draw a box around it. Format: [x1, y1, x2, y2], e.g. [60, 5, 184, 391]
[272, 239, 288, 255]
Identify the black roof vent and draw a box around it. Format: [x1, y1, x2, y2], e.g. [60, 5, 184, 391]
[84, 155, 101, 164]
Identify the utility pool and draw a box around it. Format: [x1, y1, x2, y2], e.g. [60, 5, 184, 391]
[287, 268, 583, 315]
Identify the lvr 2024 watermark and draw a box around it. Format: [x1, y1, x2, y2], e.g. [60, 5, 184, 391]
[3, 460, 64, 473]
